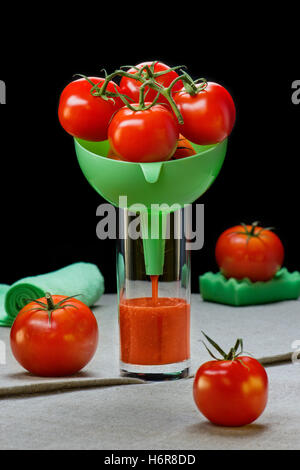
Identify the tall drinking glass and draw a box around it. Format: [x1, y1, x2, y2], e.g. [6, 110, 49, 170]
[117, 207, 191, 380]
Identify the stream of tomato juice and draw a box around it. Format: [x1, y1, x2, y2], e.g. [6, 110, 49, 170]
[119, 275, 190, 366]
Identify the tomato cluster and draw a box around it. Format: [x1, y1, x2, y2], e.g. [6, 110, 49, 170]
[58, 61, 236, 163]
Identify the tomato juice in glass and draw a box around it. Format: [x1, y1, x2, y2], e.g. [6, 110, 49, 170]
[117, 209, 191, 380]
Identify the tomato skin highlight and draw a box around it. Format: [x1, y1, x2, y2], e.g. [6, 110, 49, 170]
[215, 225, 285, 282]
[174, 82, 236, 145]
[193, 356, 268, 427]
[58, 77, 122, 141]
[108, 104, 179, 163]
[120, 61, 183, 105]
[10, 295, 99, 377]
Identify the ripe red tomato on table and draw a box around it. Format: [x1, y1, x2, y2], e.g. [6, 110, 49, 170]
[10, 294, 98, 377]
[194, 355, 268, 427]
[174, 82, 236, 145]
[215, 223, 284, 282]
[108, 104, 179, 163]
[120, 61, 183, 105]
[58, 77, 123, 141]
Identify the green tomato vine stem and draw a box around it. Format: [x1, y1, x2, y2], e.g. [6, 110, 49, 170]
[201, 331, 251, 369]
[80, 62, 208, 125]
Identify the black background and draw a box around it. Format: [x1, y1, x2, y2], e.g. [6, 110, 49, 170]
[0, 23, 298, 293]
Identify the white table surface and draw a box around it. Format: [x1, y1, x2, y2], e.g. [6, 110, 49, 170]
[1, 294, 300, 450]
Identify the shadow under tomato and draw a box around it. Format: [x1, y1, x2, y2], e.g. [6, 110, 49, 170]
[5, 369, 94, 381]
[187, 420, 269, 438]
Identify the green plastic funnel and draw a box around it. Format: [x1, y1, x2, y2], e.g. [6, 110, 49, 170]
[74, 138, 227, 275]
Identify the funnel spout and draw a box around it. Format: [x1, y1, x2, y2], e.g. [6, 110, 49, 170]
[140, 211, 166, 276]
[140, 162, 163, 184]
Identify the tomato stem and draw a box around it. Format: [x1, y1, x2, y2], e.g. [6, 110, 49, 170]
[79, 62, 206, 124]
[179, 70, 207, 96]
[137, 76, 185, 123]
[201, 331, 248, 362]
[45, 292, 55, 311]
[78, 63, 184, 120]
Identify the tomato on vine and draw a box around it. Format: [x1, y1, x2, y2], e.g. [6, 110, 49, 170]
[58, 64, 237, 155]
[174, 81, 236, 145]
[120, 61, 183, 106]
[58, 77, 123, 141]
[193, 332, 268, 427]
[108, 103, 179, 163]
[215, 222, 284, 282]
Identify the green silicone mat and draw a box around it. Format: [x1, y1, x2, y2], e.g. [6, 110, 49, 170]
[199, 268, 300, 306]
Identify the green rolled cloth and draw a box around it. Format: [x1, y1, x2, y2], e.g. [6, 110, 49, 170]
[0, 284, 10, 326]
[0, 262, 105, 327]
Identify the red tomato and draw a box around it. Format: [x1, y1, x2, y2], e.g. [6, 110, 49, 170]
[193, 356, 268, 426]
[58, 77, 122, 141]
[10, 294, 98, 377]
[215, 223, 284, 282]
[174, 82, 236, 145]
[172, 134, 196, 160]
[108, 104, 179, 163]
[120, 61, 183, 105]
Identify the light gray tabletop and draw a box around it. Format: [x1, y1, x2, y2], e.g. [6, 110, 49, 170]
[1, 294, 300, 450]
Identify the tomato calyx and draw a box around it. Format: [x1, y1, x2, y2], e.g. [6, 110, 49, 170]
[201, 331, 250, 367]
[177, 70, 207, 96]
[26, 293, 79, 324]
[233, 221, 275, 242]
